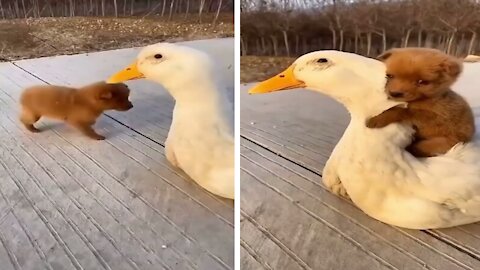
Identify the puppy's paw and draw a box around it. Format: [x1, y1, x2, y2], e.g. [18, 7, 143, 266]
[25, 124, 41, 133]
[29, 127, 41, 133]
[366, 117, 388, 128]
[91, 134, 106, 140]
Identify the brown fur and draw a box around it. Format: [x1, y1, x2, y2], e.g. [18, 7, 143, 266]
[20, 81, 133, 140]
[367, 47, 475, 157]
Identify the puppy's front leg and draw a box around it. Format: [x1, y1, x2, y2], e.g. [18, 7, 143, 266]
[366, 107, 410, 128]
[70, 121, 105, 140]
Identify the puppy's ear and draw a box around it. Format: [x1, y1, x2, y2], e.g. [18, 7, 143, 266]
[99, 91, 112, 100]
[377, 50, 393, 61]
[441, 58, 463, 78]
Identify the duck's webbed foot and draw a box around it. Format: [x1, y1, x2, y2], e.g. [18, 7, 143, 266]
[165, 141, 179, 167]
[323, 166, 350, 199]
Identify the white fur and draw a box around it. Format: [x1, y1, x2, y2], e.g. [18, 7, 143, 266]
[291, 51, 480, 229]
[137, 43, 234, 199]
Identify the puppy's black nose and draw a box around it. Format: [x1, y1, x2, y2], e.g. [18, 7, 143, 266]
[388, 91, 404, 98]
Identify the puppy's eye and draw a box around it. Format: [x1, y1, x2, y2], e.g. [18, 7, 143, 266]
[386, 74, 393, 79]
[154, 54, 163, 59]
[317, 58, 328, 63]
[417, 80, 430, 85]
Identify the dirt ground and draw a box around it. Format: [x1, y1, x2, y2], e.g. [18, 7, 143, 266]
[0, 13, 233, 61]
[240, 56, 295, 83]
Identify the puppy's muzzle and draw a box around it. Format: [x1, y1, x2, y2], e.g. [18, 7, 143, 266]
[388, 91, 404, 98]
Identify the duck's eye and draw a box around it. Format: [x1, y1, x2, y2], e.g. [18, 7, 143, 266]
[417, 80, 430, 85]
[386, 74, 393, 79]
[154, 54, 163, 59]
[317, 58, 328, 63]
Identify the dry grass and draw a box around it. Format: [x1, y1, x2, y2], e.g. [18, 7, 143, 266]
[241, 56, 295, 83]
[0, 13, 233, 61]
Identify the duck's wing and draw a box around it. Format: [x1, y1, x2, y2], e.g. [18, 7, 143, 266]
[412, 140, 480, 217]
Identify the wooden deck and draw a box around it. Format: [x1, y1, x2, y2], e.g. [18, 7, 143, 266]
[240, 78, 480, 270]
[0, 38, 233, 270]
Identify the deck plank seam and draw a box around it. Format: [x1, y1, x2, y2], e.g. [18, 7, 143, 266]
[1, 139, 143, 269]
[13, 132, 178, 270]
[47, 129, 232, 270]
[241, 120, 340, 146]
[0, 227, 21, 270]
[241, 167, 399, 270]
[0, 160, 66, 270]
[241, 123, 332, 159]
[241, 129, 325, 169]
[425, 230, 480, 262]
[240, 135, 321, 176]
[240, 239, 273, 270]
[44, 141, 197, 270]
[112, 131, 233, 210]
[0, 198, 25, 226]
[241, 143, 326, 190]
[241, 153, 442, 270]
[240, 211, 312, 270]
[102, 134, 234, 227]
[6, 141, 144, 270]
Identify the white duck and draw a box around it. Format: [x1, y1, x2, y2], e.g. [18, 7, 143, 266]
[249, 51, 480, 229]
[107, 43, 234, 200]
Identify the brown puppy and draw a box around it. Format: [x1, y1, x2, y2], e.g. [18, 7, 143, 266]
[20, 81, 133, 140]
[366, 47, 475, 157]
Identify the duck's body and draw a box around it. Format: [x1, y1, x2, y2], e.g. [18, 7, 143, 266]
[327, 117, 480, 229]
[166, 78, 234, 199]
[250, 50, 480, 228]
[108, 43, 234, 199]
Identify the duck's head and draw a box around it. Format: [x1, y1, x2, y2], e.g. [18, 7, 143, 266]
[107, 43, 215, 94]
[249, 50, 403, 118]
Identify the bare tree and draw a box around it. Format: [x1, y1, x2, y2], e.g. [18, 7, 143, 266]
[199, 0, 205, 21]
[213, 0, 223, 24]
[0, 0, 232, 19]
[241, 0, 480, 57]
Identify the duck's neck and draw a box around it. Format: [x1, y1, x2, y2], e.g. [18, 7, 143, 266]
[164, 76, 233, 131]
[336, 88, 414, 156]
[331, 87, 402, 122]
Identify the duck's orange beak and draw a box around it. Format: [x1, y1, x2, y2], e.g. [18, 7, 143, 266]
[107, 61, 145, 83]
[248, 65, 305, 94]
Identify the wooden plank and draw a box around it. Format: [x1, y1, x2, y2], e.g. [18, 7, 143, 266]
[240, 137, 480, 270]
[0, 43, 233, 270]
[240, 84, 348, 172]
[240, 215, 305, 270]
[240, 245, 268, 270]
